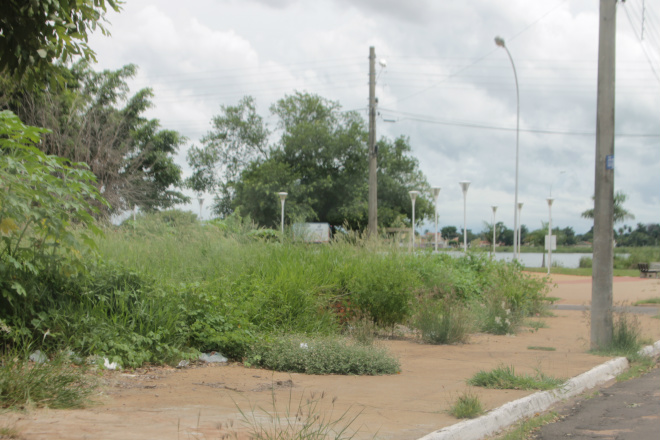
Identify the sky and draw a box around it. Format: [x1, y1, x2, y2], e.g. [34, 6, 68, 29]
[88, 0, 660, 234]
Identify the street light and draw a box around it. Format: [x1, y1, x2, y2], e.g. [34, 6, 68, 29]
[432, 187, 441, 252]
[197, 194, 204, 221]
[495, 35, 520, 261]
[459, 181, 470, 252]
[491, 206, 498, 256]
[277, 192, 287, 241]
[409, 190, 421, 251]
[517, 202, 524, 260]
[547, 198, 555, 275]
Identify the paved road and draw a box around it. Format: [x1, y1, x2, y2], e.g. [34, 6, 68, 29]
[535, 363, 660, 440]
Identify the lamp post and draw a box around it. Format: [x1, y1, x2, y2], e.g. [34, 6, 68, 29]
[547, 198, 555, 275]
[459, 181, 470, 252]
[409, 190, 421, 251]
[491, 206, 498, 256]
[277, 192, 287, 241]
[495, 36, 520, 261]
[432, 187, 441, 252]
[517, 202, 524, 260]
[197, 194, 204, 221]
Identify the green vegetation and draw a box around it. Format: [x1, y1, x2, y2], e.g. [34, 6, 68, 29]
[634, 298, 660, 305]
[527, 346, 556, 351]
[235, 389, 363, 440]
[247, 335, 400, 375]
[412, 298, 472, 344]
[0, 351, 97, 409]
[523, 267, 638, 277]
[467, 365, 564, 391]
[616, 356, 657, 382]
[1, 213, 551, 371]
[590, 312, 647, 360]
[448, 390, 484, 419]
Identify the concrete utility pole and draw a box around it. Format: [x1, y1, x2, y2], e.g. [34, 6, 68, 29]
[367, 46, 378, 237]
[591, 0, 617, 350]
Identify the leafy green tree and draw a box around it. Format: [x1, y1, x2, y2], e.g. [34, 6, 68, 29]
[0, 0, 121, 80]
[3, 62, 188, 216]
[186, 96, 270, 215]
[581, 191, 635, 224]
[0, 110, 106, 305]
[192, 92, 433, 230]
[441, 226, 459, 240]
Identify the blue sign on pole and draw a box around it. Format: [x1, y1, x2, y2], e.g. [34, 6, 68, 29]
[606, 155, 614, 170]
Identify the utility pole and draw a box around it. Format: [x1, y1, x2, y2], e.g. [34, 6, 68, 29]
[367, 46, 378, 237]
[591, 0, 617, 350]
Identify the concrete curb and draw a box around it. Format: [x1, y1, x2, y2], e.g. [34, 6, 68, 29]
[418, 340, 660, 440]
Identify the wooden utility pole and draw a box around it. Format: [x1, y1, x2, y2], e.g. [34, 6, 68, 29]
[591, 0, 617, 350]
[367, 46, 378, 237]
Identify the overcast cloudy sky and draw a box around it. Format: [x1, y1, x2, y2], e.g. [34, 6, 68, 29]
[89, 0, 659, 234]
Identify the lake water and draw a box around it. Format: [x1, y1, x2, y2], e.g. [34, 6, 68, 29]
[446, 251, 592, 268]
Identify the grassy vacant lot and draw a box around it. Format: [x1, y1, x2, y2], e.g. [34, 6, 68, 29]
[1, 211, 553, 408]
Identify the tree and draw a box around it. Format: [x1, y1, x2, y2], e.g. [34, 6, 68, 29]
[481, 221, 509, 245]
[186, 96, 270, 215]
[2, 62, 189, 216]
[441, 226, 459, 241]
[0, 0, 121, 81]
[0, 110, 106, 304]
[191, 92, 433, 230]
[581, 191, 635, 224]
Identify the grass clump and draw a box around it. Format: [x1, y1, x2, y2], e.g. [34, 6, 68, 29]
[527, 346, 556, 351]
[248, 335, 400, 375]
[236, 389, 363, 440]
[616, 356, 657, 382]
[634, 297, 660, 305]
[448, 389, 483, 419]
[590, 310, 647, 360]
[411, 298, 471, 345]
[467, 365, 564, 391]
[0, 351, 97, 409]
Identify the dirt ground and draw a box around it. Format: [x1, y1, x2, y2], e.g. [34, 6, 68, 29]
[1, 274, 659, 440]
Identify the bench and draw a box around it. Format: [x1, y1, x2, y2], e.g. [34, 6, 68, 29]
[638, 262, 660, 278]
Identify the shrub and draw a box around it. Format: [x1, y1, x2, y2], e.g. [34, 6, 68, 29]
[412, 298, 471, 344]
[248, 335, 400, 375]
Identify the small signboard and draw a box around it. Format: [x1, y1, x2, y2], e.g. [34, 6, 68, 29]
[606, 154, 614, 170]
[293, 223, 331, 243]
[544, 235, 557, 251]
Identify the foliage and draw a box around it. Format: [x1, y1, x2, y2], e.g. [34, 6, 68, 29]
[590, 310, 645, 360]
[581, 191, 635, 225]
[2, 62, 189, 216]
[0, 0, 121, 80]
[189, 92, 433, 230]
[248, 335, 400, 375]
[0, 110, 106, 310]
[448, 390, 483, 419]
[411, 297, 472, 344]
[467, 365, 564, 390]
[186, 96, 270, 215]
[236, 389, 363, 440]
[496, 412, 559, 440]
[0, 350, 97, 409]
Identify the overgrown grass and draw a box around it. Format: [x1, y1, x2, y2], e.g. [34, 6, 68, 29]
[247, 335, 400, 375]
[0, 351, 97, 409]
[448, 389, 483, 419]
[411, 298, 472, 344]
[467, 365, 564, 390]
[590, 311, 646, 360]
[634, 297, 660, 305]
[527, 346, 556, 351]
[235, 389, 364, 440]
[0, 213, 551, 370]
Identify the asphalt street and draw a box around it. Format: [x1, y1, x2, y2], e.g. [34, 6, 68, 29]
[535, 362, 660, 440]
